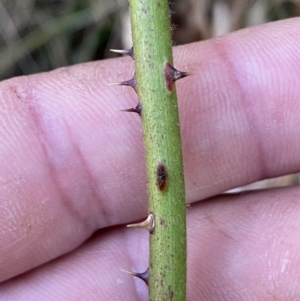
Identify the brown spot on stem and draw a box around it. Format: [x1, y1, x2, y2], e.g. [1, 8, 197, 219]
[156, 163, 167, 191]
[164, 62, 191, 91]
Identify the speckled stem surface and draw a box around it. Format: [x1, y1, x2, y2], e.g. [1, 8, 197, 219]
[128, 1, 187, 300]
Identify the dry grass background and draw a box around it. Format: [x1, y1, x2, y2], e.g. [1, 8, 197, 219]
[1, 0, 300, 80]
[0, 0, 299, 190]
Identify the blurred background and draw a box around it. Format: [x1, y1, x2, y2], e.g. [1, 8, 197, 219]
[1, 0, 300, 81]
[0, 0, 299, 189]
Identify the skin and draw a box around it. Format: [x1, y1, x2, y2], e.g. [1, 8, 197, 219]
[0, 18, 300, 300]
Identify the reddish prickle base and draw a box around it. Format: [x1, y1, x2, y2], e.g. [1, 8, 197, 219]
[164, 62, 190, 91]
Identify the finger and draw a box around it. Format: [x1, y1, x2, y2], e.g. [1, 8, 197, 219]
[178, 19, 300, 201]
[187, 187, 300, 300]
[0, 227, 149, 301]
[2, 186, 300, 300]
[1, 18, 300, 281]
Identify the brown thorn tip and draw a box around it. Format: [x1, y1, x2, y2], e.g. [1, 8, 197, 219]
[121, 268, 149, 285]
[110, 47, 134, 59]
[120, 102, 142, 115]
[164, 62, 191, 91]
[127, 213, 155, 233]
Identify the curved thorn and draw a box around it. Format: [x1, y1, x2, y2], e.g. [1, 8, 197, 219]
[127, 212, 155, 233]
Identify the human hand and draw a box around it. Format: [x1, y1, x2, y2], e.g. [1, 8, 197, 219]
[1, 18, 300, 300]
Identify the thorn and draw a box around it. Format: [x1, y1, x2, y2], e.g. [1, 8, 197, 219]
[110, 47, 134, 59]
[108, 74, 137, 92]
[121, 268, 149, 285]
[127, 212, 155, 233]
[164, 62, 191, 91]
[120, 102, 142, 115]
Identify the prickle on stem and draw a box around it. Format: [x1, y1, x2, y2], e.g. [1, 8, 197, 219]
[110, 47, 134, 59]
[121, 101, 142, 115]
[127, 213, 155, 233]
[164, 62, 191, 91]
[109, 74, 137, 93]
[121, 268, 149, 285]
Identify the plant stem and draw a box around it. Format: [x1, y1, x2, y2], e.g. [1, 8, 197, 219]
[128, 1, 186, 300]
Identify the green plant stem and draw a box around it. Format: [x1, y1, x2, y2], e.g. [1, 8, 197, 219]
[128, 1, 186, 300]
